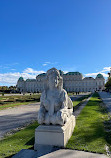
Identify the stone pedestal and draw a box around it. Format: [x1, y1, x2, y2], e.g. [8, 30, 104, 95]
[34, 115, 75, 150]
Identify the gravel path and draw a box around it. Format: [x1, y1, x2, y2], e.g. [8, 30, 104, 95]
[0, 93, 91, 139]
[0, 102, 40, 139]
[98, 92, 111, 114]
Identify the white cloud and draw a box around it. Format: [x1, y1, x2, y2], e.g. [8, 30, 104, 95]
[42, 62, 51, 66]
[85, 72, 108, 78]
[0, 63, 19, 71]
[42, 61, 58, 67]
[0, 68, 45, 86]
[101, 67, 111, 72]
[0, 72, 21, 85]
[23, 68, 44, 74]
[0, 66, 10, 69]
[85, 67, 110, 78]
[63, 71, 68, 74]
[0, 66, 110, 86]
[43, 64, 47, 66]
[5, 62, 19, 66]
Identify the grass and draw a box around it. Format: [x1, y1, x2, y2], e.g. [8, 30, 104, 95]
[0, 94, 40, 110]
[0, 92, 110, 157]
[68, 92, 86, 96]
[0, 94, 40, 102]
[0, 121, 39, 158]
[0, 93, 90, 110]
[0, 102, 38, 110]
[66, 92, 110, 154]
[73, 94, 91, 107]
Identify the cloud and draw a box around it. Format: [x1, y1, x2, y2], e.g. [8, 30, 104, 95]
[0, 66, 110, 86]
[42, 62, 50, 66]
[0, 72, 21, 85]
[85, 72, 108, 78]
[0, 68, 45, 86]
[0, 66, 10, 69]
[63, 71, 68, 74]
[42, 61, 51, 66]
[42, 61, 58, 67]
[85, 67, 110, 78]
[5, 63, 19, 66]
[23, 68, 44, 74]
[101, 67, 111, 72]
[43, 64, 48, 66]
[0, 63, 19, 70]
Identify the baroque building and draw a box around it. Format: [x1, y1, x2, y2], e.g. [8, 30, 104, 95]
[16, 70, 105, 93]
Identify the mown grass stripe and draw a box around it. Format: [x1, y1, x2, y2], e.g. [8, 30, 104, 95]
[73, 94, 91, 108]
[0, 122, 39, 158]
[66, 92, 109, 154]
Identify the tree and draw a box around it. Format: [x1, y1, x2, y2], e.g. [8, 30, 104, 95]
[105, 77, 111, 91]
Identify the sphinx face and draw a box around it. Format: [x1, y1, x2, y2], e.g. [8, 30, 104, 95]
[48, 74, 59, 89]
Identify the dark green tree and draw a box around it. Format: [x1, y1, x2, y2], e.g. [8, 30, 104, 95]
[105, 77, 111, 91]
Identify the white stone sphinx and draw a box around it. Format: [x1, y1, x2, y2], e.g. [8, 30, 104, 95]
[38, 68, 73, 126]
[34, 68, 75, 149]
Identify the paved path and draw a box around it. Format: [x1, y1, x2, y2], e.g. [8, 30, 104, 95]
[98, 92, 111, 114]
[0, 93, 90, 139]
[40, 149, 108, 158]
[13, 148, 108, 158]
[0, 102, 40, 139]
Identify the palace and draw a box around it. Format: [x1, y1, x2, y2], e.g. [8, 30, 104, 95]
[16, 70, 105, 93]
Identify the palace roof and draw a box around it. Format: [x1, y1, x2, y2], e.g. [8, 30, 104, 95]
[64, 72, 82, 75]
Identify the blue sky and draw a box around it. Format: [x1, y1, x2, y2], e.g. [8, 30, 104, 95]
[0, 0, 111, 86]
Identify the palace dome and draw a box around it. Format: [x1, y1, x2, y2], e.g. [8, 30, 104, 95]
[96, 74, 104, 79]
[18, 77, 24, 81]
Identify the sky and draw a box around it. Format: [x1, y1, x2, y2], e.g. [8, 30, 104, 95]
[0, 0, 111, 86]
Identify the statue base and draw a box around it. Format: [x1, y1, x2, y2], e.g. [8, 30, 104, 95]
[34, 115, 75, 150]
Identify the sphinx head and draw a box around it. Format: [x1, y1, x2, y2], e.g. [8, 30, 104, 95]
[47, 68, 63, 90]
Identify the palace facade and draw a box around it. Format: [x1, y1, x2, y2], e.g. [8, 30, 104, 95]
[16, 71, 105, 93]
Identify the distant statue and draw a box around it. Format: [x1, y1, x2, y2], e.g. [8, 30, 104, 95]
[38, 68, 73, 126]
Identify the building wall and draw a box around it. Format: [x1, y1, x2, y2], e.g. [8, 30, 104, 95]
[17, 72, 105, 93]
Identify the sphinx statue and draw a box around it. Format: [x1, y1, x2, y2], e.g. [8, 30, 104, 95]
[38, 68, 73, 126]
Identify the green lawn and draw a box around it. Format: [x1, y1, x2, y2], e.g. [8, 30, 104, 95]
[0, 94, 40, 102]
[0, 102, 38, 110]
[0, 94, 40, 110]
[73, 94, 91, 107]
[0, 92, 110, 157]
[0, 121, 39, 158]
[68, 92, 85, 96]
[66, 92, 110, 154]
[0, 93, 90, 110]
